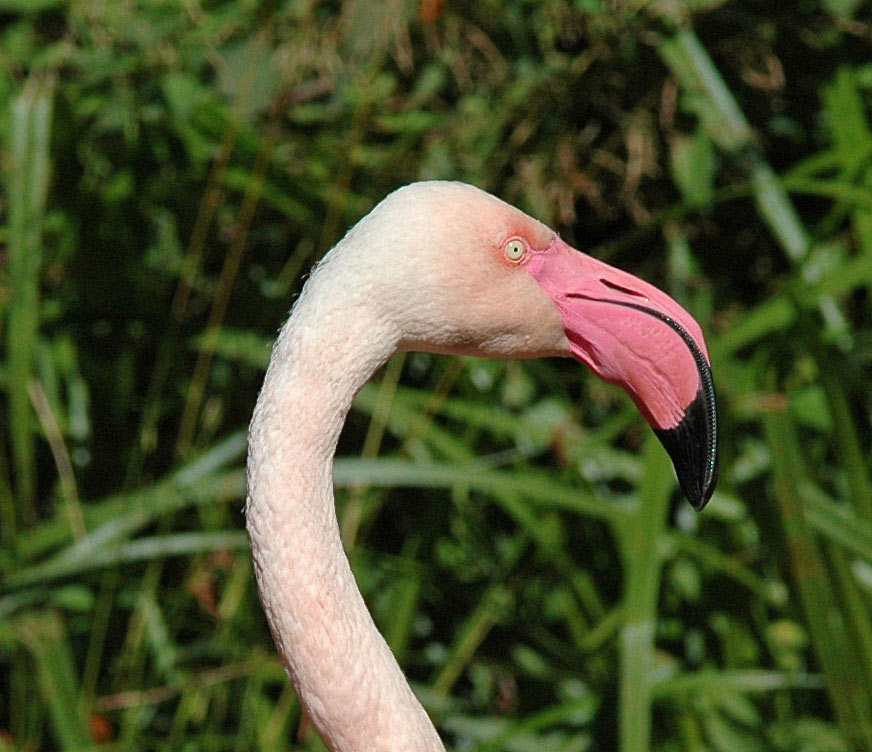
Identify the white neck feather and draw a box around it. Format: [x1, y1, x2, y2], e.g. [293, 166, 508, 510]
[245, 257, 446, 752]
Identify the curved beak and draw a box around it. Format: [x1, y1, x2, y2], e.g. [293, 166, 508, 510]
[527, 239, 718, 509]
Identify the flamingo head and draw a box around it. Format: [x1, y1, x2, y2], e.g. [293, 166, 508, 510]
[340, 182, 718, 508]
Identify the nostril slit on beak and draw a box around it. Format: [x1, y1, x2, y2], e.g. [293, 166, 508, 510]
[599, 277, 648, 298]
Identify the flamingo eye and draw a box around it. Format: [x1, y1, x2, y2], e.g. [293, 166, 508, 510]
[504, 239, 526, 262]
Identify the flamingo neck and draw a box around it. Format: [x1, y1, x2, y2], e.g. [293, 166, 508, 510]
[245, 271, 445, 752]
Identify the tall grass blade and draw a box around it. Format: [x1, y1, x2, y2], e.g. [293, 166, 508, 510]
[815, 351, 872, 519]
[431, 582, 516, 699]
[5, 74, 54, 523]
[762, 406, 872, 749]
[801, 485, 872, 565]
[12, 611, 93, 750]
[811, 348, 872, 701]
[8, 530, 248, 588]
[618, 436, 674, 752]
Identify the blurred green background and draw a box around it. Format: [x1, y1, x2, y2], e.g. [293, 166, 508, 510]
[3, 0, 872, 750]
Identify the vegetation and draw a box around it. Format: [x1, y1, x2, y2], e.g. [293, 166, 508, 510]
[2, 0, 872, 750]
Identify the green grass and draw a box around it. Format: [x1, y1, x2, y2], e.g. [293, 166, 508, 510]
[3, 1, 872, 750]
[5, 75, 53, 530]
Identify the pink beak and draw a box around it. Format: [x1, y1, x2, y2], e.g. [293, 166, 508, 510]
[526, 239, 718, 509]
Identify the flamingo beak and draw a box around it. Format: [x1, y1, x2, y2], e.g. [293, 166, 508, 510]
[526, 238, 718, 509]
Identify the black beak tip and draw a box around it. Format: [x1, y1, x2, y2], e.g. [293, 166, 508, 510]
[653, 387, 719, 511]
[685, 466, 718, 511]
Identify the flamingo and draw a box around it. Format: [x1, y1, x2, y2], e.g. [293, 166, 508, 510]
[246, 181, 718, 752]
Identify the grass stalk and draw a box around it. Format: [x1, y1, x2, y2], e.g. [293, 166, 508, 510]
[340, 352, 407, 547]
[801, 484, 872, 565]
[811, 345, 872, 712]
[6, 74, 54, 523]
[430, 523, 529, 699]
[430, 581, 517, 699]
[174, 114, 281, 458]
[815, 349, 872, 520]
[618, 436, 674, 752]
[762, 405, 872, 750]
[27, 379, 85, 541]
[380, 538, 424, 663]
[13, 612, 93, 750]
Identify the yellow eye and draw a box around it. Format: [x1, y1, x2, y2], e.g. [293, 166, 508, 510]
[504, 239, 526, 262]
